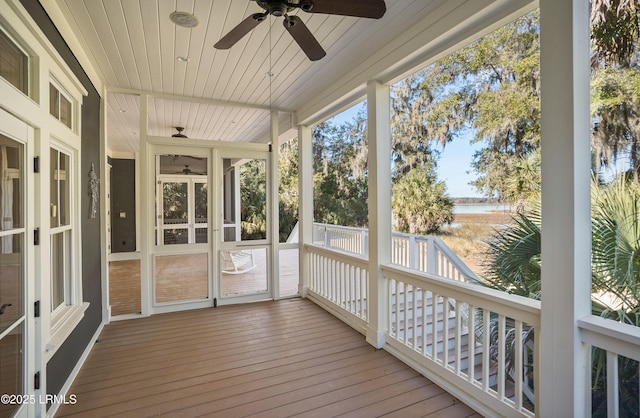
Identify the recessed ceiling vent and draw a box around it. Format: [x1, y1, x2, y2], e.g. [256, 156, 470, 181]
[170, 11, 199, 28]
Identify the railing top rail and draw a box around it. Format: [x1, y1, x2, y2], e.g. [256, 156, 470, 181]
[429, 235, 480, 282]
[313, 222, 369, 233]
[304, 243, 369, 270]
[382, 263, 541, 325]
[578, 315, 640, 362]
[313, 222, 479, 281]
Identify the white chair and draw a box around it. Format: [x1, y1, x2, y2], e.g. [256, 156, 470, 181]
[221, 250, 257, 274]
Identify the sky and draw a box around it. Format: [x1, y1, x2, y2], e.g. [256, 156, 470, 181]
[436, 133, 483, 198]
[328, 104, 483, 198]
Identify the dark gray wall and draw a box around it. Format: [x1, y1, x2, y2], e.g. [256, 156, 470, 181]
[19, 0, 103, 400]
[110, 158, 136, 252]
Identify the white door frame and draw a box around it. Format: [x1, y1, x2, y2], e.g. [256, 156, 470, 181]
[0, 108, 36, 418]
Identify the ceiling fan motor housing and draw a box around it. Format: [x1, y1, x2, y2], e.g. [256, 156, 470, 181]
[256, 1, 295, 17]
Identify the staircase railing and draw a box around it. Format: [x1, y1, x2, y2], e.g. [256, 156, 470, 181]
[312, 222, 478, 283]
[305, 223, 541, 417]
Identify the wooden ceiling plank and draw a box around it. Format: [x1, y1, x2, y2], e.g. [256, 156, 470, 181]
[103, 0, 143, 90]
[60, 0, 120, 86]
[138, 0, 164, 93]
[120, 0, 154, 91]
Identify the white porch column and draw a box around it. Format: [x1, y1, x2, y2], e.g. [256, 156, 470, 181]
[270, 110, 280, 298]
[298, 125, 313, 297]
[539, 0, 591, 415]
[366, 80, 391, 349]
[139, 92, 151, 316]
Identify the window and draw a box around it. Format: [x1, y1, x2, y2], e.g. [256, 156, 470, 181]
[47, 141, 87, 354]
[50, 146, 72, 316]
[50, 82, 73, 128]
[0, 29, 28, 94]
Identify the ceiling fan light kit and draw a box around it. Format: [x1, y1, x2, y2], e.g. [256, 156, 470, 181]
[214, 0, 386, 61]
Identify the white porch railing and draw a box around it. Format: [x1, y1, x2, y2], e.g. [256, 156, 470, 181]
[312, 223, 369, 255]
[312, 222, 479, 282]
[306, 244, 369, 333]
[382, 264, 540, 418]
[305, 224, 541, 417]
[306, 223, 640, 417]
[579, 316, 640, 418]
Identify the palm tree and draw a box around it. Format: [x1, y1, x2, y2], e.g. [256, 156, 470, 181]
[480, 177, 639, 415]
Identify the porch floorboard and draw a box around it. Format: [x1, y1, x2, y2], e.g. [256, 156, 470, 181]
[56, 298, 479, 417]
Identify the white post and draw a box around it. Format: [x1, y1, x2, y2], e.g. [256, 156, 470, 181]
[270, 110, 280, 298]
[366, 80, 392, 349]
[539, 0, 591, 415]
[408, 235, 417, 270]
[139, 92, 151, 316]
[298, 125, 313, 297]
[427, 237, 438, 276]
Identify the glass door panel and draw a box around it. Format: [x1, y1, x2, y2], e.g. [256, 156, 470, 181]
[194, 181, 208, 243]
[219, 155, 270, 300]
[153, 152, 211, 307]
[161, 181, 189, 244]
[221, 158, 268, 243]
[156, 155, 209, 245]
[155, 253, 208, 303]
[220, 248, 268, 297]
[0, 134, 26, 418]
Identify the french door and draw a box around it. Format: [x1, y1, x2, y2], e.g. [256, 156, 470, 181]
[150, 146, 273, 311]
[0, 110, 33, 418]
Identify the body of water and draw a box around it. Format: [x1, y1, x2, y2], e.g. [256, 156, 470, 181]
[453, 204, 511, 214]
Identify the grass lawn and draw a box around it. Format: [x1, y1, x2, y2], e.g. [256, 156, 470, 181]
[436, 211, 513, 277]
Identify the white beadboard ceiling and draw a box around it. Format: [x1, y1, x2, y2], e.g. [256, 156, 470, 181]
[46, 0, 534, 153]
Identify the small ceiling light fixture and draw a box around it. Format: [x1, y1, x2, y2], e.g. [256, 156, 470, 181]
[177, 56, 191, 63]
[170, 11, 199, 28]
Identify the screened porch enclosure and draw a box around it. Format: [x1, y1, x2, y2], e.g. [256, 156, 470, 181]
[7, 0, 634, 416]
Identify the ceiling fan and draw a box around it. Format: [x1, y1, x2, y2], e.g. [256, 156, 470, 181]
[175, 165, 206, 175]
[214, 0, 387, 61]
[171, 126, 188, 138]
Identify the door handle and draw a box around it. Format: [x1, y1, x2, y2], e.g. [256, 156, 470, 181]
[0, 303, 12, 315]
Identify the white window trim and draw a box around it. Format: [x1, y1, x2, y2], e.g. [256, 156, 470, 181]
[49, 77, 76, 131]
[47, 140, 86, 357]
[0, 25, 33, 98]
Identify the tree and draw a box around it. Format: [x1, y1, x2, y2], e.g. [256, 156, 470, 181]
[481, 177, 640, 415]
[312, 118, 369, 227]
[240, 159, 267, 240]
[590, 0, 639, 67]
[279, 139, 299, 242]
[590, 1, 640, 178]
[390, 11, 541, 202]
[391, 166, 454, 234]
[390, 73, 441, 179]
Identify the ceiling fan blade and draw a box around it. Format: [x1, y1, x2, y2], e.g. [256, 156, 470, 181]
[283, 15, 326, 61]
[214, 13, 266, 49]
[304, 0, 386, 19]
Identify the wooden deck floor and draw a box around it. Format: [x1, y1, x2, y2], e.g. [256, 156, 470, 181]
[56, 298, 480, 418]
